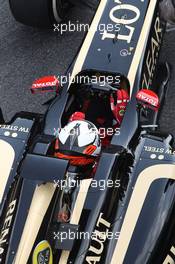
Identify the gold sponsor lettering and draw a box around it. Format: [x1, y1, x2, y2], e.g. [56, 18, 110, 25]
[142, 17, 162, 89]
[102, 1, 141, 44]
[86, 213, 111, 263]
[163, 246, 175, 264]
[0, 200, 16, 260]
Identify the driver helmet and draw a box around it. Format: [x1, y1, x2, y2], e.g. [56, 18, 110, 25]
[55, 120, 101, 166]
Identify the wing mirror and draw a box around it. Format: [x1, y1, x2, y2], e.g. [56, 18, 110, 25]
[136, 89, 160, 111]
[31, 76, 60, 94]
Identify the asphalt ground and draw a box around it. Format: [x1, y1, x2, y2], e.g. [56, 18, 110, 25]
[1, 0, 175, 137]
[0, 0, 93, 120]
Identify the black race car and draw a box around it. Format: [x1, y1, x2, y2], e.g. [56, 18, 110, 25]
[1, 0, 175, 263]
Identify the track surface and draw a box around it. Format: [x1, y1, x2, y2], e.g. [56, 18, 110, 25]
[0, 1, 93, 120]
[0, 0, 175, 136]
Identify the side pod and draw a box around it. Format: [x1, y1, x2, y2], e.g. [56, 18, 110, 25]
[108, 132, 175, 264]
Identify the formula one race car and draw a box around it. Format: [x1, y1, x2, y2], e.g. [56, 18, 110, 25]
[2, 0, 175, 264]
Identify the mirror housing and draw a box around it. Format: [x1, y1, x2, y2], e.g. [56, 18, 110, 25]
[136, 89, 160, 111]
[31, 76, 60, 94]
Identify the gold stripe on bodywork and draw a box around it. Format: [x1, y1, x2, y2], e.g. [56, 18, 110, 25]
[69, 0, 108, 86]
[14, 183, 55, 264]
[58, 179, 92, 264]
[111, 164, 175, 264]
[0, 139, 15, 203]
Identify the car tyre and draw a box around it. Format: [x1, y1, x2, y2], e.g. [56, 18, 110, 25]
[9, 0, 72, 28]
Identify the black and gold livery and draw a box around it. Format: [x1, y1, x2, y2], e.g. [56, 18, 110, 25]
[1, 0, 175, 264]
